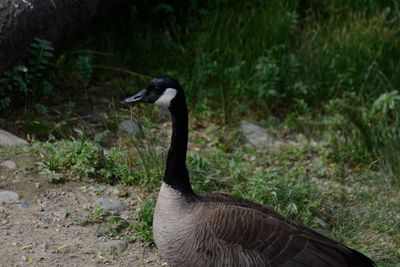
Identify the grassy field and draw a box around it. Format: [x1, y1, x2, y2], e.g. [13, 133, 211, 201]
[1, 0, 400, 265]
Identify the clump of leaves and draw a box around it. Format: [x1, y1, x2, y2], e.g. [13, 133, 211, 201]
[133, 200, 155, 244]
[34, 132, 135, 183]
[324, 91, 400, 185]
[0, 38, 55, 110]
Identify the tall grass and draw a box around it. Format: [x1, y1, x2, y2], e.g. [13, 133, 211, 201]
[86, 0, 400, 182]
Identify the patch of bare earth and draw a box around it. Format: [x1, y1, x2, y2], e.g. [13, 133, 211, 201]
[0, 156, 164, 267]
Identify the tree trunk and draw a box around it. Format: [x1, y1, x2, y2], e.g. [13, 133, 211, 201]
[0, 0, 129, 72]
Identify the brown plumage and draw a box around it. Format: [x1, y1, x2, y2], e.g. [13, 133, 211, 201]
[153, 183, 374, 267]
[124, 76, 375, 267]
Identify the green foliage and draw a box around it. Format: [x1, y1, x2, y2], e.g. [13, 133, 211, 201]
[325, 90, 400, 185]
[0, 38, 55, 110]
[107, 0, 400, 183]
[77, 54, 93, 87]
[34, 132, 135, 183]
[123, 116, 165, 190]
[244, 167, 321, 224]
[133, 200, 155, 243]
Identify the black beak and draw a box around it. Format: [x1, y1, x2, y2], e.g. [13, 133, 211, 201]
[122, 89, 146, 105]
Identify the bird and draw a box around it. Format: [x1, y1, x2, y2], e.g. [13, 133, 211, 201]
[123, 76, 375, 267]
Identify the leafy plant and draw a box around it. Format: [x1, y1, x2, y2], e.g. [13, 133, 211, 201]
[77, 54, 93, 87]
[133, 200, 155, 243]
[35, 132, 136, 183]
[0, 38, 55, 110]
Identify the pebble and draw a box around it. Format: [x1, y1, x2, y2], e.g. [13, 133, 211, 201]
[35, 182, 41, 189]
[80, 186, 88, 192]
[96, 197, 124, 212]
[0, 190, 19, 204]
[53, 210, 68, 219]
[41, 242, 49, 252]
[100, 240, 128, 254]
[18, 202, 29, 209]
[0, 207, 5, 213]
[0, 160, 17, 170]
[118, 120, 139, 135]
[82, 203, 91, 210]
[240, 120, 277, 150]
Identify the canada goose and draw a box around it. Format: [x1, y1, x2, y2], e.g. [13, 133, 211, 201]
[123, 76, 375, 267]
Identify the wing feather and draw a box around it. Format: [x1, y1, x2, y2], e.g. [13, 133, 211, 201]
[194, 193, 372, 267]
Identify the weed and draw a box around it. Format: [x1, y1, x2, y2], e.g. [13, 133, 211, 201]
[133, 200, 155, 244]
[0, 38, 55, 111]
[34, 133, 135, 183]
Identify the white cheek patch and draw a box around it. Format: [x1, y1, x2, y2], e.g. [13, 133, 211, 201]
[155, 88, 178, 108]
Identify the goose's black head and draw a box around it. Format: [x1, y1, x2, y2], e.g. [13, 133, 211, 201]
[123, 76, 184, 109]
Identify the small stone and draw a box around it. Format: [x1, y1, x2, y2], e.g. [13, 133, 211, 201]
[100, 240, 128, 254]
[80, 186, 88, 192]
[41, 242, 49, 252]
[38, 223, 49, 229]
[0, 160, 16, 169]
[18, 202, 29, 209]
[240, 120, 276, 150]
[21, 255, 27, 261]
[53, 210, 68, 219]
[82, 203, 91, 210]
[0, 207, 5, 213]
[109, 188, 120, 196]
[35, 182, 41, 189]
[96, 197, 124, 213]
[119, 120, 139, 134]
[120, 211, 130, 220]
[0, 190, 19, 204]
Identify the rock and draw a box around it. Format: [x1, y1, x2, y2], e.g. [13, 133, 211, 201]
[82, 203, 91, 210]
[1, 160, 17, 169]
[41, 242, 49, 252]
[100, 240, 128, 254]
[0, 129, 28, 146]
[53, 210, 68, 219]
[18, 202, 29, 209]
[0, 207, 5, 213]
[96, 197, 124, 212]
[240, 120, 276, 150]
[35, 182, 41, 189]
[119, 120, 139, 135]
[108, 187, 120, 196]
[0, 190, 19, 204]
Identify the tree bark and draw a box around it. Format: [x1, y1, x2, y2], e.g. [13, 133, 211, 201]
[0, 0, 129, 72]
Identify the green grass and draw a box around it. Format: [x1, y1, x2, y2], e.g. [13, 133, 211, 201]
[79, 0, 400, 185]
[32, 133, 136, 183]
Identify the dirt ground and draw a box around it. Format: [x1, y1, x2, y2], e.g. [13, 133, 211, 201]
[0, 156, 164, 267]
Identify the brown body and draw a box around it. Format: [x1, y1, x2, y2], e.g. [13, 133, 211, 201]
[153, 183, 370, 267]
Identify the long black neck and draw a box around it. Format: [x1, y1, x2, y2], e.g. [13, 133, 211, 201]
[163, 94, 194, 196]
